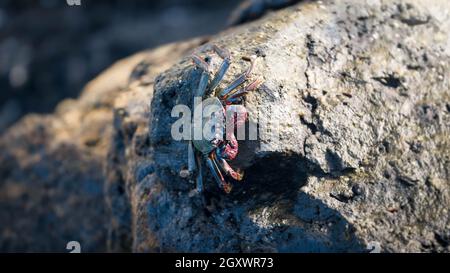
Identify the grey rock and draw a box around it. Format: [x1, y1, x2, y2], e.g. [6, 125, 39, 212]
[141, 0, 449, 252]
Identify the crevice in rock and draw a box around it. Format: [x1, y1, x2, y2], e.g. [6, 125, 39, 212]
[394, 3, 430, 26]
[300, 116, 318, 135]
[303, 93, 318, 113]
[330, 192, 353, 203]
[434, 232, 450, 248]
[211, 153, 308, 206]
[304, 34, 315, 89]
[105, 114, 134, 252]
[325, 149, 345, 172]
[372, 73, 403, 88]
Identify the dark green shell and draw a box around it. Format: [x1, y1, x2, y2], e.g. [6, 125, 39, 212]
[192, 97, 224, 155]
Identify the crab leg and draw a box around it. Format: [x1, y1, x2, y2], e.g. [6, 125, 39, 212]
[188, 141, 196, 173]
[192, 56, 211, 99]
[223, 79, 263, 103]
[190, 54, 211, 189]
[219, 56, 255, 98]
[192, 54, 210, 72]
[217, 134, 238, 161]
[212, 44, 230, 59]
[195, 152, 203, 193]
[206, 153, 232, 193]
[205, 154, 224, 190]
[209, 46, 231, 91]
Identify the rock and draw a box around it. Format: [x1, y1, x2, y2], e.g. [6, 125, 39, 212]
[0, 42, 191, 251]
[1, 0, 449, 252]
[142, 0, 450, 252]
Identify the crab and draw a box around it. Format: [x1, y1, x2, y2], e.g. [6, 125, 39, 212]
[188, 45, 262, 193]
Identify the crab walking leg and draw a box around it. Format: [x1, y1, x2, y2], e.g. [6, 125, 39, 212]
[209, 46, 231, 91]
[219, 56, 255, 98]
[211, 153, 234, 192]
[195, 152, 203, 193]
[217, 133, 239, 160]
[206, 153, 233, 193]
[195, 72, 209, 98]
[205, 154, 225, 189]
[192, 54, 210, 72]
[189, 54, 210, 180]
[192, 56, 211, 98]
[188, 141, 196, 173]
[189, 54, 209, 166]
[212, 44, 230, 59]
[209, 61, 229, 91]
[223, 79, 263, 102]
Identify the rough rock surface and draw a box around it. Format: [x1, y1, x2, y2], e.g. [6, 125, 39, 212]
[1, 0, 449, 252]
[0, 39, 204, 252]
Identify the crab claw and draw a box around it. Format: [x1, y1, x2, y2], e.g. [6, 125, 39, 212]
[225, 104, 248, 130]
[218, 157, 244, 181]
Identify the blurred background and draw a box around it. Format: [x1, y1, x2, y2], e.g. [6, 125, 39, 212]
[0, 0, 241, 133]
